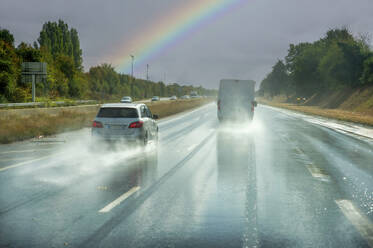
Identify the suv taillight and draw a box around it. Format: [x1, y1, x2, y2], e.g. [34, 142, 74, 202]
[92, 121, 103, 128]
[128, 121, 143, 128]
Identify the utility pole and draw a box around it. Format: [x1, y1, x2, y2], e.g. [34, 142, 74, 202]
[147, 64, 150, 81]
[130, 55, 134, 81]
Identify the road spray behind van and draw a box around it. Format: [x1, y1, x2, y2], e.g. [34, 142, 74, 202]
[217, 79, 257, 122]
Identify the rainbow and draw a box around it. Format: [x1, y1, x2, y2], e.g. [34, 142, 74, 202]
[111, 0, 245, 75]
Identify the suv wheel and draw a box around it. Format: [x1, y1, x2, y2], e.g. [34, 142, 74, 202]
[143, 132, 148, 146]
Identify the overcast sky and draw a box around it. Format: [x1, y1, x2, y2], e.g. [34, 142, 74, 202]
[1, 0, 373, 89]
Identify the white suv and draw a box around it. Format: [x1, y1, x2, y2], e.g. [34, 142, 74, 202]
[92, 103, 158, 145]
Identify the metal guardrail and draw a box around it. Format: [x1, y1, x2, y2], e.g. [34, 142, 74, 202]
[0, 100, 97, 108]
[0, 97, 214, 108]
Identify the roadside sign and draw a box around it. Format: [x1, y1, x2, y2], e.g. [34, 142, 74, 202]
[21, 62, 47, 102]
[21, 62, 47, 74]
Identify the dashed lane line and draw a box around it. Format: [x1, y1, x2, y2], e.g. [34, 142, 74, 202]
[187, 144, 197, 151]
[295, 147, 303, 154]
[336, 199, 373, 247]
[99, 186, 141, 213]
[306, 164, 330, 182]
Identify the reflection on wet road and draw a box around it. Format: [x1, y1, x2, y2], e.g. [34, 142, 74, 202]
[0, 103, 372, 247]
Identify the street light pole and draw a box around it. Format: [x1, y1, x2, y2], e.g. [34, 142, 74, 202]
[130, 55, 134, 80]
[146, 64, 149, 81]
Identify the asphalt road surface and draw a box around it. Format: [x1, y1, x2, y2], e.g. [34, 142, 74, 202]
[0, 103, 372, 248]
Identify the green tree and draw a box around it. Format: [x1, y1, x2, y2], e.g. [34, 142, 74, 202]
[262, 27, 373, 99]
[360, 55, 373, 85]
[16, 42, 42, 62]
[88, 64, 120, 99]
[38, 20, 82, 71]
[0, 28, 14, 46]
[0, 39, 20, 101]
[56, 54, 75, 80]
[259, 60, 290, 97]
[285, 42, 324, 97]
[70, 28, 83, 70]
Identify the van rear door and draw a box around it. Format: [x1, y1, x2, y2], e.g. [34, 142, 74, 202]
[218, 79, 255, 121]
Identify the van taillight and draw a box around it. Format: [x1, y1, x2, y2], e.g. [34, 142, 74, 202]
[92, 121, 103, 128]
[218, 100, 221, 110]
[129, 121, 143, 128]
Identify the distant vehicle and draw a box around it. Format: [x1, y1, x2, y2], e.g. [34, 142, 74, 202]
[151, 96, 160, 101]
[217, 79, 257, 122]
[190, 91, 199, 98]
[92, 103, 158, 146]
[170, 95, 177, 100]
[120, 96, 132, 103]
[180, 95, 190, 99]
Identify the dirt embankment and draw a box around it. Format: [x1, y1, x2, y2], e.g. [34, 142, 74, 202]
[258, 85, 373, 126]
[0, 98, 213, 144]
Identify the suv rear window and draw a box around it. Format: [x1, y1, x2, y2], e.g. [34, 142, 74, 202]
[97, 108, 138, 118]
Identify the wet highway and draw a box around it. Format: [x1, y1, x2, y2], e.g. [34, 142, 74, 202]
[0, 103, 372, 247]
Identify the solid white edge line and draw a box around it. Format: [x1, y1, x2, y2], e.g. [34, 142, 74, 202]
[262, 105, 373, 140]
[0, 148, 52, 154]
[336, 199, 373, 247]
[0, 157, 34, 162]
[99, 186, 141, 213]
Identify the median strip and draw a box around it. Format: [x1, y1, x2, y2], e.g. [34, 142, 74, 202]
[99, 186, 141, 213]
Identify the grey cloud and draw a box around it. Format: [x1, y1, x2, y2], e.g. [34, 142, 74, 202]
[1, 0, 373, 89]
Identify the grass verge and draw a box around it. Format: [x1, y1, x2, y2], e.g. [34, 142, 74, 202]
[0, 108, 99, 144]
[0, 98, 213, 144]
[258, 98, 373, 127]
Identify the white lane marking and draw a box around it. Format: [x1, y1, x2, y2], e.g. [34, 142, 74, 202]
[0, 154, 56, 172]
[99, 186, 141, 213]
[306, 164, 330, 181]
[187, 144, 197, 151]
[295, 147, 303, 154]
[336, 199, 373, 247]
